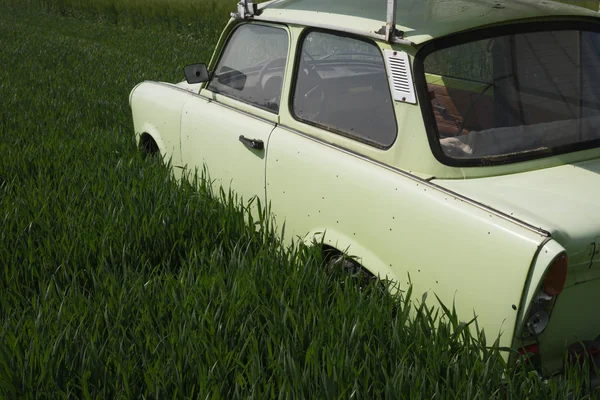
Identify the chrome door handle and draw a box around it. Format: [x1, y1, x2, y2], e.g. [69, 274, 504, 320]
[239, 135, 264, 150]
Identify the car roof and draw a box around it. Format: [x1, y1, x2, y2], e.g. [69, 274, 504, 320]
[260, 0, 599, 45]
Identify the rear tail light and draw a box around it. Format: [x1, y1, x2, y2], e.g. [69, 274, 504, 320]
[525, 252, 568, 337]
[518, 344, 541, 367]
[518, 344, 539, 357]
[528, 306, 550, 336]
[543, 253, 568, 296]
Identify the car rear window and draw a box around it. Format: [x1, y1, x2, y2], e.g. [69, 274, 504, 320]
[292, 31, 397, 148]
[423, 30, 600, 163]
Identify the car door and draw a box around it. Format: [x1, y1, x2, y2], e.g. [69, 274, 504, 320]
[181, 23, 289, 207]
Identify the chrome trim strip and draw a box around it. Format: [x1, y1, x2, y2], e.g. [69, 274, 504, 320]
[248, 15, 414, 47]
[276, 123, 551, 238]
[145, 81, 276, 126]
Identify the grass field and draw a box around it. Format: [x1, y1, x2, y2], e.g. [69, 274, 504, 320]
[0, 1, 598, 398]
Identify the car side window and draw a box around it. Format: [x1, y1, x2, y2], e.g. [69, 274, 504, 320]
[208, 24, 289, 113]
[292, 31, 397, 148]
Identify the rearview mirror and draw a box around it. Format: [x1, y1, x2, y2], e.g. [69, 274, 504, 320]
[184, 63, 210, 84]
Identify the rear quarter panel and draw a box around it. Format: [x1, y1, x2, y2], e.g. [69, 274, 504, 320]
[266, 126, 551, 349]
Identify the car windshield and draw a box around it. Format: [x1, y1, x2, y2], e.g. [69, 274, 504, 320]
[423, 30, 600, 162]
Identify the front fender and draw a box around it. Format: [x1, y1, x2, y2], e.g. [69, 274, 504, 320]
[130, 81, 191, 169]
[136, 124, 168, 157]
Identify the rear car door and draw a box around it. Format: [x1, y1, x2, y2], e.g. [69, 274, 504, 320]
[181, 23, 289, 206]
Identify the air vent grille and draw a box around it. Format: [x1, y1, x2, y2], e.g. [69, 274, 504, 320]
[384, 49, 416, 104]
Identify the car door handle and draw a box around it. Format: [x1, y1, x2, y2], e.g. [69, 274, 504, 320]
[239, 135, 264, 150]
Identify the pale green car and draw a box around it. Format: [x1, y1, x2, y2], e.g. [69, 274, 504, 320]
[130, 0, 600, 377]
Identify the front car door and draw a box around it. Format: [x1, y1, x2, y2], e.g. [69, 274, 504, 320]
[181, 23, 290, 207]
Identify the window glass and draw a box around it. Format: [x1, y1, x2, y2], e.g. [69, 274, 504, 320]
[292, 31, 397, 148]
[208, 24, 288, 113]
[424, 30, 600, 161]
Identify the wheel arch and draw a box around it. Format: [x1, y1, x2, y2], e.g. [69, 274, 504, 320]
[139, 132, 160, 155]
[307, 228, 399, 287]
[135, 124, 168, 158]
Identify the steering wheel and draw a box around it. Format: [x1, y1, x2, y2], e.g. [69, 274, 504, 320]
[296, 62, 326, 120]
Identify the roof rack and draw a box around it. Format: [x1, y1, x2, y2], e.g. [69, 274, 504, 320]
[231, 0, 259, 20]
[232, 0, 413, 46]
[385, 0, 398, 42]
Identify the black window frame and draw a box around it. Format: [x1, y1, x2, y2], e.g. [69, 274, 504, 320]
[414, 18, 600, 167]
[289, 28, 399, 150]
[207, 22, 290, 115]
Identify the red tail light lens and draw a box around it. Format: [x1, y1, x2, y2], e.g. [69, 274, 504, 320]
[518, 344, 540, 366]
[518, 343, 539, 356]
[543, 253, 568, 296]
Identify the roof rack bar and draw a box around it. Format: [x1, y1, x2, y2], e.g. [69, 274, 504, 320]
[235, 0, 413, 46]
[386, 0, 398, 42]
[231, 0, 258, 19]
[251, 14, 414, 46]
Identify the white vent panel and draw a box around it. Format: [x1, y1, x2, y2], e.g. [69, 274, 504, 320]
[384, 49, 416, 104]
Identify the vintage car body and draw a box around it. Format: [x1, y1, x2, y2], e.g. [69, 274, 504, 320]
[130, 0, 600, 376]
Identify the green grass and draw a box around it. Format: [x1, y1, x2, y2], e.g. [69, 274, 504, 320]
[0, 2, 598, 398]
[0, 0, 267, 32]
[554, 0, 599, 10]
